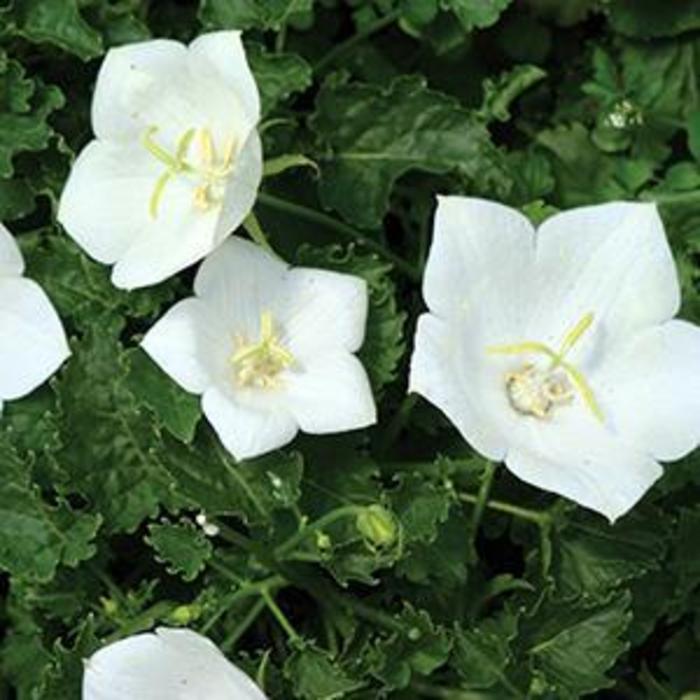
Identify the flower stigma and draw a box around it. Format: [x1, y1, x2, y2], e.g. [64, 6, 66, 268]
[487, 311, 603, 421]
[141, 125, 237, 218]
[230, 311, 295, 389]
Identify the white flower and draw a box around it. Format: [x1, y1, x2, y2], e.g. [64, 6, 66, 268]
[82, 627, 267, 699]
[142, 238, 376, 460]
[58, 31, 262, 290]
[410, 196, 700, 522]
[0, 224, 70, 411]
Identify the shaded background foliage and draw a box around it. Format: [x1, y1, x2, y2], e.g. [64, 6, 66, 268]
[1, 0, 700, 697]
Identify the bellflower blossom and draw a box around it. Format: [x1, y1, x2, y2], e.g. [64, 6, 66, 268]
[58, 31, 262, 289]
[410, 197, 700, 521]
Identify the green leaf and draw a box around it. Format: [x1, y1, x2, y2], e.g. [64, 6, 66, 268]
[607, 0, 700, 39]
[521, 592, 632, 698]
[8, 0, 103, 59]
[296, 244, 406, 392]
[164, 434, 303, 526]
[453, 608, 519, 691]
[442, 0, 513, 31]
[53, 321, 183, 533]
[369, 605, 452, 689]
[0, 433, 101, 582]
[0, 53, 64, 179]
[247, 44, 312, 116]
[146, 519, 213, 582]
[124, 349, 201, 444]
[285, 643, 365, 699]
[479, 64, 547, 123]
[199, 0, 313, 31]
[551, 507, 671, 604]
[311, 75, 510, 228]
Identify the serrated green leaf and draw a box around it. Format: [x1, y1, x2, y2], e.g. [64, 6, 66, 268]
[285, 643, 365, 699]
[311, 75, 510, 228]
[199, 0, 312, 31]
[146, 519, 213, 581]
[248, 43, 312, 116]
[0, 433, 101, 582]
[124, 349, 201, 444]
[442, 0, 512, 31]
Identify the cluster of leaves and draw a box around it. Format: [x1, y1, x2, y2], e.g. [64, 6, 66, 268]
[1, 0, 700, 698]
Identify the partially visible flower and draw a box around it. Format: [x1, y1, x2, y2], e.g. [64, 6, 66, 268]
[82, 627, 267, 699]
[410, 196, 700, 522]
[58, 31, 262, 289]
[0, 224, 69, 411]
[142, 238, 376, 460]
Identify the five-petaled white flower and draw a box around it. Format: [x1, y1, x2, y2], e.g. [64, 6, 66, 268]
[0, 224, 70, 411]
[410, 197, 700, 522]
[82, 627, 267, 699]
[142, 238, 377, 460]
[58, 31, 262, 290]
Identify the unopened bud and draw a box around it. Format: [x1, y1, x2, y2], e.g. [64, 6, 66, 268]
[356, 505, 399, 549]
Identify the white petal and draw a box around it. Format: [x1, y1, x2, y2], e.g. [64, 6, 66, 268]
[597, 319, 700, 462]
[0, 278, 70, 401]
[202, 384, 298, 460]
[141, 298, 229, 394]
[58, 140, 156, 265]
[194, 237, 289, 336]
[529, 202, 679, 352]
[0, 223, 24, 276]
[505, 407, 662, 522]
[110, 177, 221, 289]
[216, 128, 263, 240]
[284, 353, 376, 433]
[424, 196, 535, 338]
[188, 31, 260, 127]
[92, 39, 192, 142]
[282, 268, 368, 358]
[82, 628, 267, 700]
[409, 312, 510, 461]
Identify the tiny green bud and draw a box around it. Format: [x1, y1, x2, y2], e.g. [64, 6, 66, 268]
[101, 597, 119, 617]
[168, 604, 202, 625]
[316, 531, 332, 550]
[356, 505, 399, 549]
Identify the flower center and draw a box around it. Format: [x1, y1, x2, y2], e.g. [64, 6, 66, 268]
[487, 311, 603, 421]
[141, 126, 237, 219]
[230, 311, 295, 389]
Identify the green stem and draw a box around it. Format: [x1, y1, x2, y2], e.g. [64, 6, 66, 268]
[468, 461, 497, 560]
[262, 588, 300, 642]
[459, 492, 550, 526]
[221, 597, 267, 651]
[275, 505, 366, 558]
[200, 574, 285, 634]
[315, 10, 401, 73]
[375, 394, 418, 456]
[256, 192, 421, 282]
[104, 601, 177, 644]
[642, 189, 700, 206]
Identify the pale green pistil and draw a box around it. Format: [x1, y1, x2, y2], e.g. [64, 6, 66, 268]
[230, 311, 295, 389]
[487, 311, 603, 421]
[141, 126, 236, 219]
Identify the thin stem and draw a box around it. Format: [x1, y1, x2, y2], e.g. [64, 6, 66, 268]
[262, 588, 300, 642]
[221, 597, 267, 651]
[103, 601, 176, 644]
[256, 192, 421, 282]
[315, 9, 401, 73]
[200, 574, 285, 634]
[375, 394, 418, 456]
[459, 492, 550, 526]
[468, 461, 497, 560]
[275, 25, 287, 53]
[275, 505, 366, 558]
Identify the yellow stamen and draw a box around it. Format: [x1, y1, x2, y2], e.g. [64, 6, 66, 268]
[487, 312, 602, 421]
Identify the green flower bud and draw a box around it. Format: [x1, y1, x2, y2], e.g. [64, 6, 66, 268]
[167, 604, 202, 626]
[356, 505, 399, 549]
